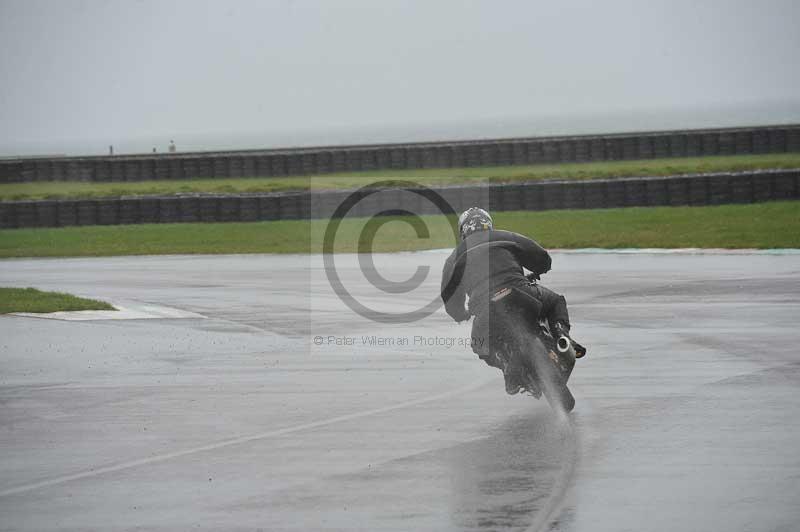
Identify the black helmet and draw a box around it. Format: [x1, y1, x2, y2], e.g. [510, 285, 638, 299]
[458, 207, 493, 241]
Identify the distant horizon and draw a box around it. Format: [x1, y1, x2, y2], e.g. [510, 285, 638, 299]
[1, 100, 799, 159]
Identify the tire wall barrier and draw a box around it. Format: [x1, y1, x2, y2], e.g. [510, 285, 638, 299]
[1, 169, 798, 229]
[1, 125, 798, 184]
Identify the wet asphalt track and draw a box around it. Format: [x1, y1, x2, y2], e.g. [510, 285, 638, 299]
[1, 251, 799, 531]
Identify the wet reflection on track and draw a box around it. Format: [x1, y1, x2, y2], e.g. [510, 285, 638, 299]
[448, 410, 577, 531]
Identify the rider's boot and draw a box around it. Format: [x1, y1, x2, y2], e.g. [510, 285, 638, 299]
[502, 357, 524, 395]
[504, 375, 523, 395]
[571, 338, 587, 359]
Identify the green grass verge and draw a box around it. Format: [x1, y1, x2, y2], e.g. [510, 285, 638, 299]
[0, 201, 797, 258]
[0, 287, 115, 314]
[1, 153, 799, 201]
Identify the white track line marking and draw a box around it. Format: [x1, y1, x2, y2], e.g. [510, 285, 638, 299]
[12, 301, 206, 321]
[421, 247, 800, 255]
[549, 248, 800, 255]
[0, 375, 492, 498]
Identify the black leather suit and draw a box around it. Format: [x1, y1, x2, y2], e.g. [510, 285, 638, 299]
[440, 229, 569, 366]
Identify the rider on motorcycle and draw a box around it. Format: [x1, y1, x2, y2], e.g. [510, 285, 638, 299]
[440, 207, 583, 394]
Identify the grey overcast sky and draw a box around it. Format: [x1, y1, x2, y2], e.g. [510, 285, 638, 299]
[1, 0, 799, 156]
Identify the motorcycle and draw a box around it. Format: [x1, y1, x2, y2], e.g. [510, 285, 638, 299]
[484, 280, 584, 413]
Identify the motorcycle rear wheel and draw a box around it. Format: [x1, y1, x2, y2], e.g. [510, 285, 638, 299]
[520, 331, 576, 413]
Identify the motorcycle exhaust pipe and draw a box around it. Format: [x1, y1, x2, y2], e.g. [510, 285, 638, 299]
[556, 335, 571, 353]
